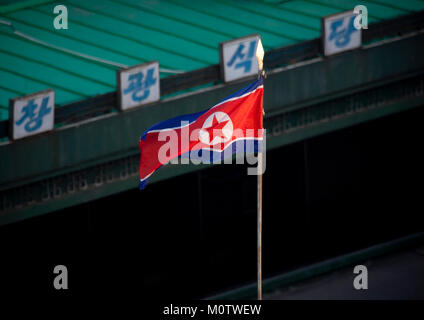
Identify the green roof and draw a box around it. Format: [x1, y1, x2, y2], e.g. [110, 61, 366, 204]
[1, 0, 423, 121]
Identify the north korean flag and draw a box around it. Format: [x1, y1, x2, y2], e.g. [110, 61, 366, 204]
[139, 77, 264, 190]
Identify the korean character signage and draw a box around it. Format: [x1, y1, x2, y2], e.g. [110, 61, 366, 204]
[322, 11, 361, 56]
[220, 34, 261, 83]
[117, 61, 160, 111]
[9, 89, 55, 140]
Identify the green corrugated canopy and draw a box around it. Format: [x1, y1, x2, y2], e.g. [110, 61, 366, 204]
[1, 0, 423, 120]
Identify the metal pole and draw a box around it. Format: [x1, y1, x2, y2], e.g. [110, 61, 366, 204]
[257, 150, 263, 300]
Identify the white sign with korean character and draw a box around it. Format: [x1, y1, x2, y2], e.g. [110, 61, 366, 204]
[220, 35, 261, 83]
[117, 61, 160, 111]
[10, 89, 55, 140]
[322, 11, 361, 56]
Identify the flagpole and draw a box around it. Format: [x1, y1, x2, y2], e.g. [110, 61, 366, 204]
[257, 149, 263, 300]
[257, 69, 265, 301]
[256, 38, 265, 301]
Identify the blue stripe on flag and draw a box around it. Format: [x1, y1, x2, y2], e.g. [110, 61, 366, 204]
[139, 138, 262, 190]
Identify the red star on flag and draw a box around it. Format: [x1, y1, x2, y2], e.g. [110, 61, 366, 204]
[204, 115, 229, 143]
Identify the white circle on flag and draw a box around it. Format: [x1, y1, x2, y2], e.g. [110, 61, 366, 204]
[199, 111, 233, 146]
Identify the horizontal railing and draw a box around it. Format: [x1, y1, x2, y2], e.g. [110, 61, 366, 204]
[1, 10, 423, 139]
